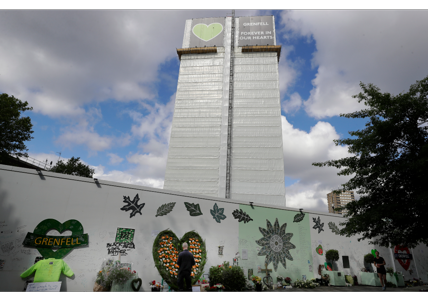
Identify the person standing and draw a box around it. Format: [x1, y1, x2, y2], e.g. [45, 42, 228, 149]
[177, 242, 195, 291]
[374, 251, 387, 290]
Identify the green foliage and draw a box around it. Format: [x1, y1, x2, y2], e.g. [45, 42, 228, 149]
[386, 267, 394, 275]
[325, 249, 339, 262]
[107, 267, 134, 285]
[208, 263, 225, 286]
[222, 264, 247, 291]
[312, 76, 428, 248]
[0, 93, 34, 163]
[364, 253, 375, 264]
[50, 156, 95, 178]
[208, 262, 247, 291]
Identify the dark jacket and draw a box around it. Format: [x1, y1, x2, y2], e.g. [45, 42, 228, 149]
[177, 249, 195, 274]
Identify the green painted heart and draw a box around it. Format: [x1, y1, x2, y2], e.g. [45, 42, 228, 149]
[371, 249, 377, 257]
[192, 23, 223, 41]
[152, 230, 206, 291]
[34, 219, 85, 259]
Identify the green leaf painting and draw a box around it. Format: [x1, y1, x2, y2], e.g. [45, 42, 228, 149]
[184, 202, 203, 217]
[210, 203, 226, 223]
[155, 202, 176, 217]
[328, 222, 340, 235]
[293, 210, 305, 223]
[232, 209, 253, 223]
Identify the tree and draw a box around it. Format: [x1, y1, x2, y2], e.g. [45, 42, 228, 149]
[0, 93, 34, 163]
[313, 76, 428, 248]
[50, 156, 95, 178]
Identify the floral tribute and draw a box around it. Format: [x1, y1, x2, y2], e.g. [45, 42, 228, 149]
[152, 229, 207, 291]
[149, 280, 163, 290]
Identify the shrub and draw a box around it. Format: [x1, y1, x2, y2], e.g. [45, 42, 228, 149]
[208, 261, 247, 291]
[222, 265, 247, 291]
[208, 263, 225, 286]
[364, 253, 375, 264]
[326, 249, 339, 262]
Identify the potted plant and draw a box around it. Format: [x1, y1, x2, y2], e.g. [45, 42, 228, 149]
[326, 249, 339, 270]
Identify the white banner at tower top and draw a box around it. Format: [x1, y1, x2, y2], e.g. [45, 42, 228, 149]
[238, 16, 275, 46]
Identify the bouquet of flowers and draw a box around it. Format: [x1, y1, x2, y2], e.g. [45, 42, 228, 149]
[251, 275, 262, 285]
[197, 278, 209, 284]
[205, 283, 225, 291]
[276, 275, 284, 282]
[282, 277, 292, 286]
[149, 280, 163, 289]
[293, 278, 320, 289]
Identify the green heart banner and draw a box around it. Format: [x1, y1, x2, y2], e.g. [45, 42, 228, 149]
[192, 23, 223, 41]
[22, 219, 88, 259]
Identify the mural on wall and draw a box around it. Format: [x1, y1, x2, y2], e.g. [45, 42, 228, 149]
[293, 209, 305, 223]
[115, 228, 135, 243]
[394, 245, 413, 271]
[121, 194, 145, 218]
[328, 222, 340, 235]
[155, 202, 176, 217]
[184, 202, 203, 216]
[22, 219, 89, 259]
[232, 209, 253, 223]
[316, 245, 323, 255]
[312, 216, 324, 233]
[256, 218, 296, 271]
[371, 249, 377, 257]
[210, 203, 227, 223]
[152, 230, 206, 291]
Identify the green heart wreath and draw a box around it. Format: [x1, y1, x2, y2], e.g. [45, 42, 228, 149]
[131, 278, 142, 291]
[152, 229, 207, 291]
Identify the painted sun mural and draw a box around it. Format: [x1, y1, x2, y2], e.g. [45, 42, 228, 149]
[255, 218, 296, 271]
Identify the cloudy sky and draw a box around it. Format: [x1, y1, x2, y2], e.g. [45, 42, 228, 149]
[1, 8, 428, 212]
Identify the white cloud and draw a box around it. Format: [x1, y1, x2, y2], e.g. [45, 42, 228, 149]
[0, 10, 257, 119]
[93, 165, 164, 189]
[281, 116, 353, 212]
[282, 92, 303, 114]
[107, 153, 124, 165]
[280, 10, 428, 119]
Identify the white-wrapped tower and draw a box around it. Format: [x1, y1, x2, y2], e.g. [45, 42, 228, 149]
[164, 15, 286, 206]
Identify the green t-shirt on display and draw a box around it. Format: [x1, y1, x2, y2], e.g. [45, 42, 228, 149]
[20, 258, 74, 282]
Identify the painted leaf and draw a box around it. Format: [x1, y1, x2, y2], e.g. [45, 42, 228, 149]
[210, 203, 227, 223]
[121, 194, 145, 218]
[328, 222, 340, 235]
[232, 209, 253, 223]
[155, 202, 176, 217]
[184, 202, 203, 217]
[293, 210, 305, 223]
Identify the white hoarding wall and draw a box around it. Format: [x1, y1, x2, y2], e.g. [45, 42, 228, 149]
[0, 166, 239, 291]
[1, 165, 427, 291]
[309, 213, 428, 282]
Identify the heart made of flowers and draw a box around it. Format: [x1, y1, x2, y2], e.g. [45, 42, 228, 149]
[152, 230, 206, 291]
[394, 245, 411, 271]
[34, 219, 84, 259]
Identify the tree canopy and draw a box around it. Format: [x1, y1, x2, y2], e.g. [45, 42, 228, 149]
[0, 93, 34, 163]
[313, 76, 428, 248]
[50, 156, 95, 178]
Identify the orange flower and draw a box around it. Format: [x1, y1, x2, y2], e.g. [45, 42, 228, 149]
[191, 273, 194, 276]
[192, 265, 196, 269]
[170, 271, 173, 274]
[196, 239, 199, 242]
[174, 272, 178, 276]
[196, 264, 199, 267]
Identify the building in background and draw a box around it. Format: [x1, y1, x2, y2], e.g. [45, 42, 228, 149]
[164, 14, 286, 207]
[327, 191, 355, 215]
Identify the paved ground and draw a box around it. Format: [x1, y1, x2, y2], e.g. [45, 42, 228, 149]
[266, 285, 428, 292]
